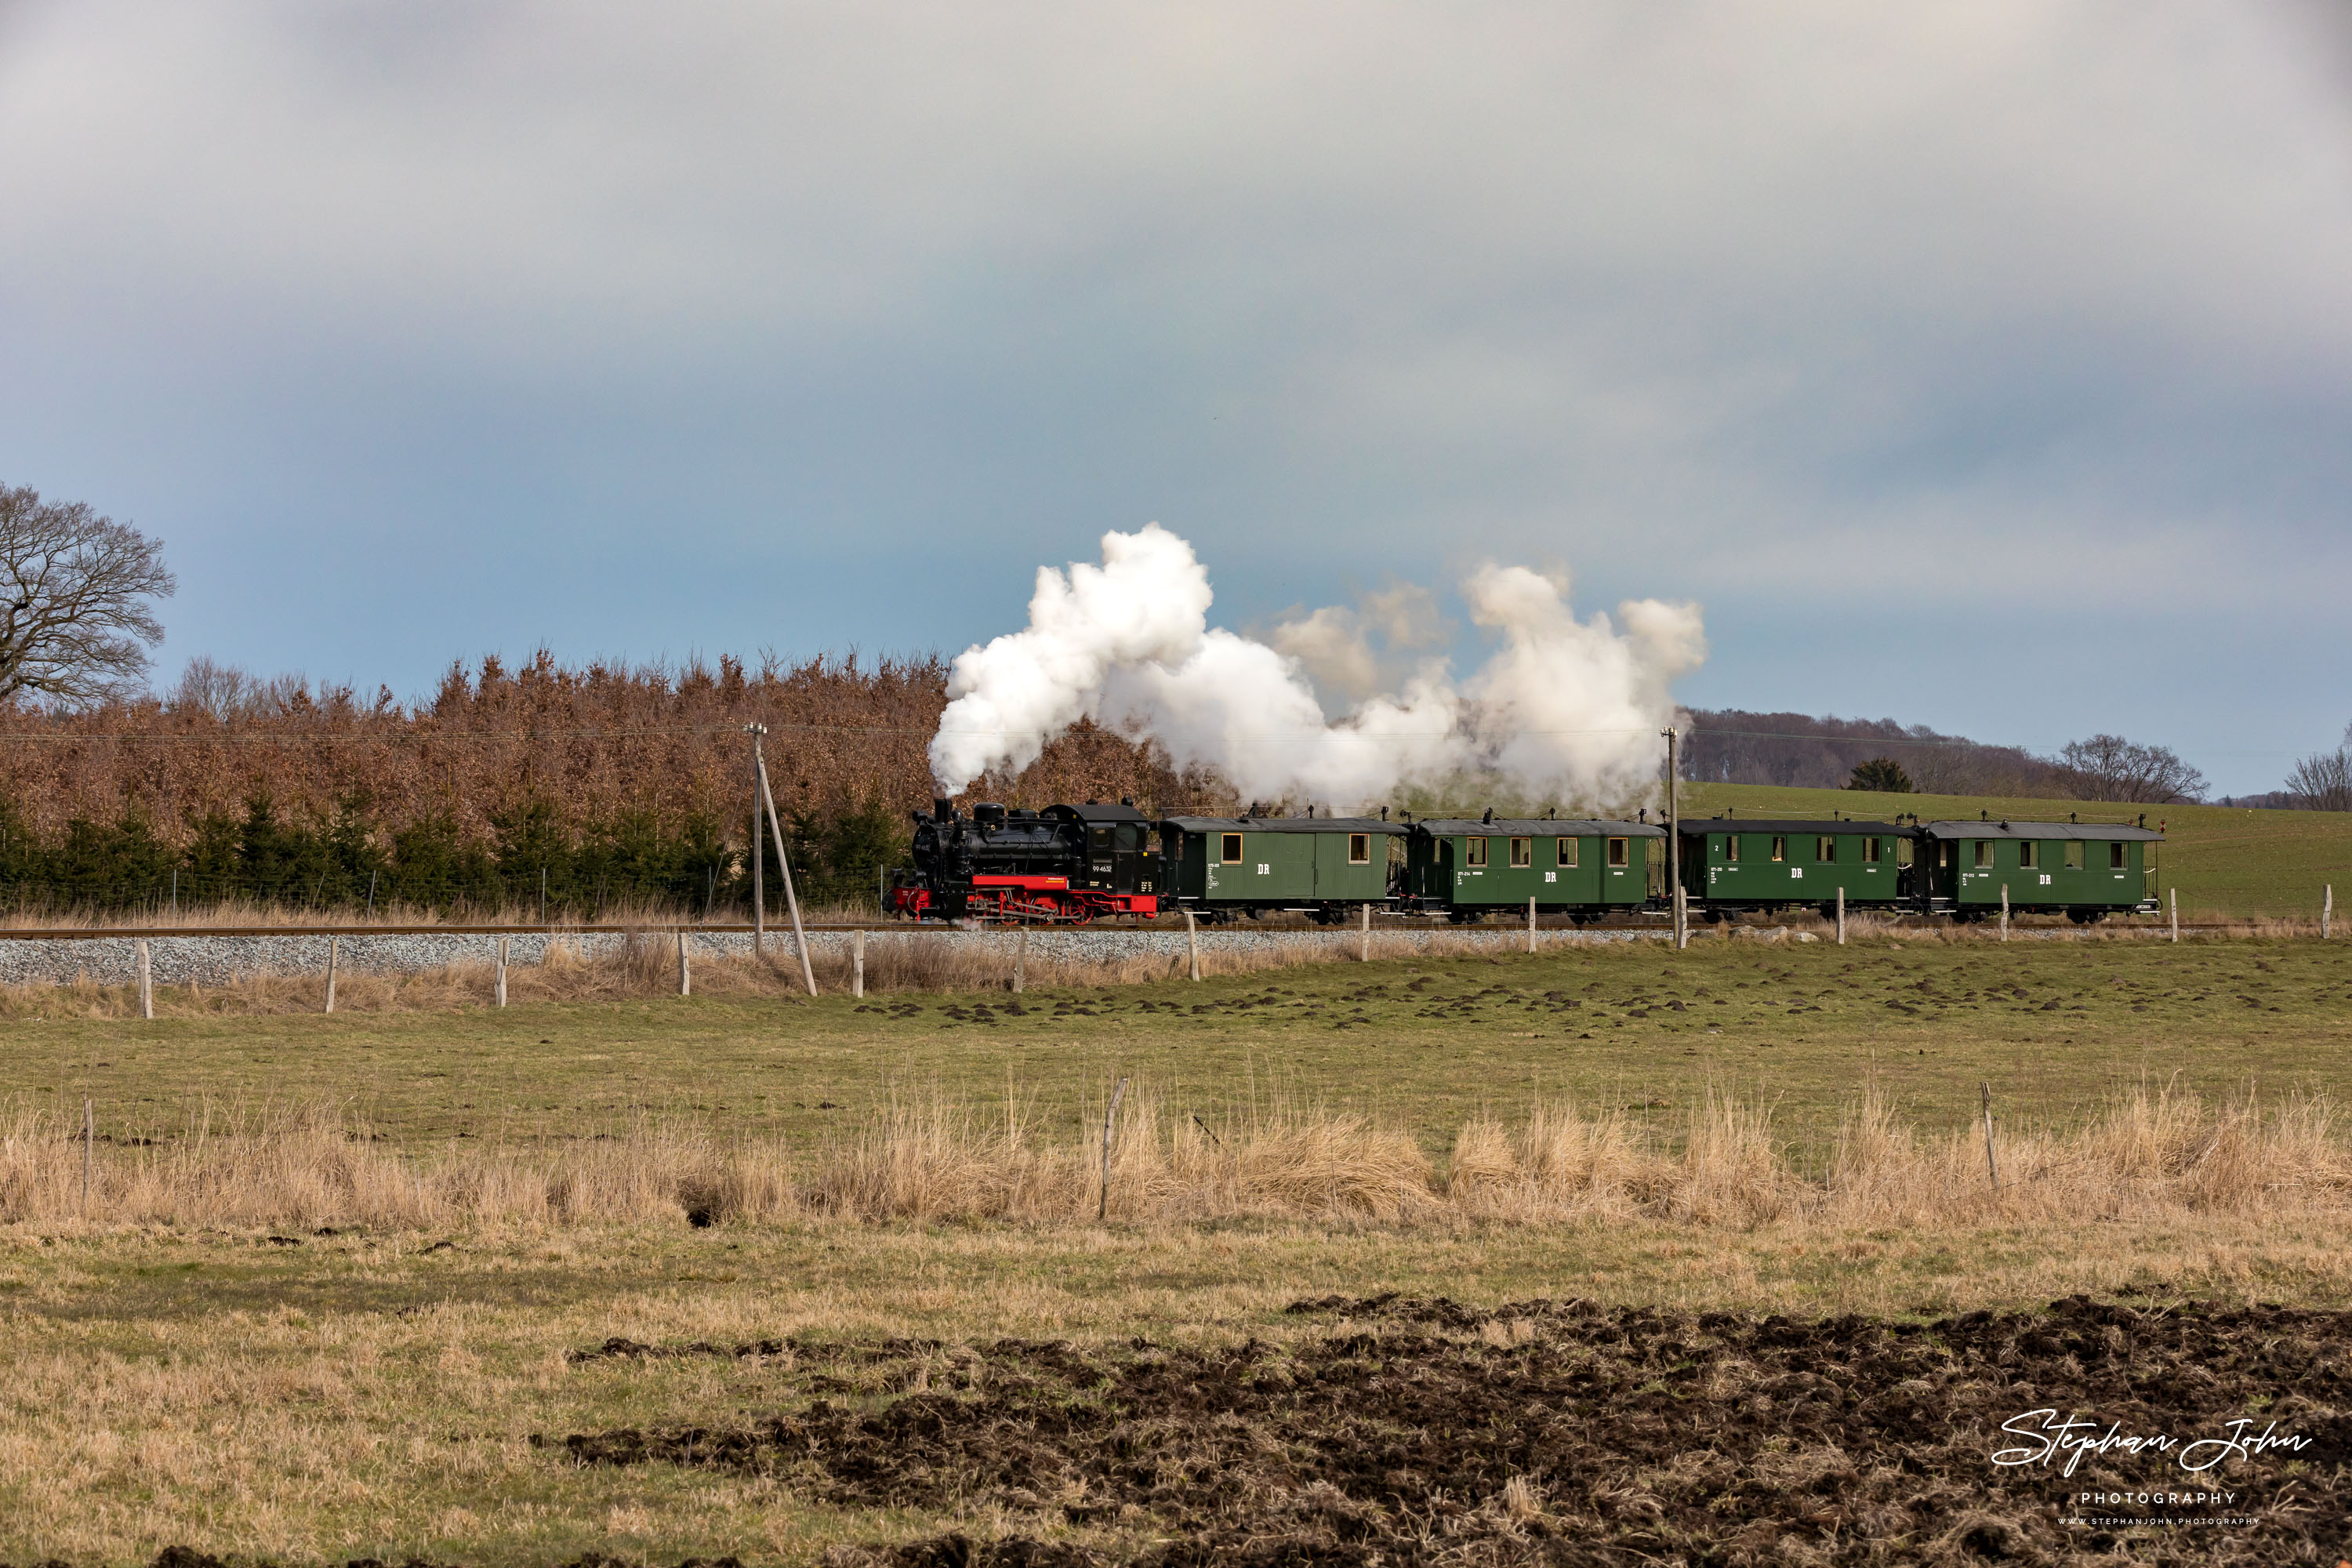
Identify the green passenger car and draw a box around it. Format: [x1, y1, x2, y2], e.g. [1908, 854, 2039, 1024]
[1674, 817, 1915, 917]
[1918, 819, 2161, 922]
[1405, 817, 1663, 920]
[1159, 816, 1406, 921]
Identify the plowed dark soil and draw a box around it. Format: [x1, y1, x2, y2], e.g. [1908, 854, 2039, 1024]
[559, 1294, 2351, 1566]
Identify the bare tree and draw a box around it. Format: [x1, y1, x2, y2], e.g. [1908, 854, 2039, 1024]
[2051, 734, 2209, 804]
[166, 655, 314, 721]
[0, 485, 176, 706]
[2285, 724, 2352, 812]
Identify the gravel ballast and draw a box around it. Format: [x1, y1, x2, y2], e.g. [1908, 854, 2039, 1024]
[0, 924, 1670, 988]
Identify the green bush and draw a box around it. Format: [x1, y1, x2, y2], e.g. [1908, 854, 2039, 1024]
[0, 792, 902, 919]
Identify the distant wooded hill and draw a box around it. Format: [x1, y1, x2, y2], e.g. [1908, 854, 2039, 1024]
[1677, 709, 2071, 795]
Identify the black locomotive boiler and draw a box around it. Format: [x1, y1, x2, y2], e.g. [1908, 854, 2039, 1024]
[889, 799, 1163, 922]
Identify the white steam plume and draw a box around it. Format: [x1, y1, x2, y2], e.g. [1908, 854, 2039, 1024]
[928, 524, 1704, 808]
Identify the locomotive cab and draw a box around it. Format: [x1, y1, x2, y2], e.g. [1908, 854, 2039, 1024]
[1041, 803, 1160, 898]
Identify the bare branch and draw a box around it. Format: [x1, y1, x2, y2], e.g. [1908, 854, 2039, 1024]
[0, 485, 176, 707]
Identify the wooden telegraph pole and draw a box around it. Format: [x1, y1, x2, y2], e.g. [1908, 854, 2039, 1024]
[1664, 726, 1684, 950]
[751, 731, 818, 998]
[746, 724, 766, 960]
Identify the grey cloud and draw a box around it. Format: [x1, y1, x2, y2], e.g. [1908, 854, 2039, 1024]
[0, 1, 2346, 791]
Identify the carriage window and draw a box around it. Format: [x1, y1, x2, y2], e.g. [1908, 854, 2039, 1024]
[1973, 840, 1994, 868]
[1607, 837, 1629, 868]
[1220, 833, 1243, 863]
[1725, 837, 1740, 862]
[1556, 837, 1578, 868]
[1509, 837, 1531, 868]
[1817, 837, 1837, 863]
[2064, 840, 2084, 869]
[1939, 841, 1956, 868]
[2110, 841, 2128, 869]
[1348, 833, 1370, 864]
[1466, 837, 1489, 867]
[1770, 836, 1786, 862]
[1864, 837, 1881, 863]
[2019, 841, 2039, 869]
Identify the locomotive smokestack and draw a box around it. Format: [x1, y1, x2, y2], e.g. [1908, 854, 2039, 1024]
[934, 797, 953, 822]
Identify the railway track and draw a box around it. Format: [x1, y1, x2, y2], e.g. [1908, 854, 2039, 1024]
[0, 915, 2216, 940]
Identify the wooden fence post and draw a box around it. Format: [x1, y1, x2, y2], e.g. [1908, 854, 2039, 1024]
[1836, 887, 1846, 946]
[1013, 925, 1027, 994]
[1359, 901, 1370, 964]
[2325, 884, 2333, 941]
[2169, 887, 2178, 945]
[677, 929, 691, 996]
[1999, 884, 2009, 942]
[1980, 1083, 2000, 1192]
[324, 935, 339, 1013]
[1527, 895, 1537, 956]
[1097, 1076, 1129, 1221]
[1184, 907, 1201, 982]
[495, 937, 509, 1008]
[82, 1097, 93, 1217]
[852, 928, 866, 998]
[136, 938, 153, 1021]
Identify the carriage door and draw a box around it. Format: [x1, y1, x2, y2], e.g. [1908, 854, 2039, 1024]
[1114, 822, 1148, 892]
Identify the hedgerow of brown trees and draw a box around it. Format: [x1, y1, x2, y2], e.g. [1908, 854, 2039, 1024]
[0, 650, 1229, 855]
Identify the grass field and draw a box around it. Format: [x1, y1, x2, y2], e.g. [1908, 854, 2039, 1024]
[12, 931, 2349, 1152]
[4, 933, 2350, 1562]
[1685, 781, 2352, 920]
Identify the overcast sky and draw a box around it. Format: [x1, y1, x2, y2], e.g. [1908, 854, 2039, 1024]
[3, 1, 2347, 793]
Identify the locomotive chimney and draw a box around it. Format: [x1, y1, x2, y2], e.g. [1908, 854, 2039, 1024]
[934, 797, 953, 822]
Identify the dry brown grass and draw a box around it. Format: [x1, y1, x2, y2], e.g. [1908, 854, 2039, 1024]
[5, 1080, 2344, 1233]
[0, 926, 1535, 1018]
[1722, 909, 2336, 943]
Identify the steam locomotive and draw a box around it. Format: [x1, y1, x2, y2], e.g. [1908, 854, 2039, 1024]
[888, 799, 1163, 922]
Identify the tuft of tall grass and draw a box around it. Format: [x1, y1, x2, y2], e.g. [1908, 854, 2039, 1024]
[5, 1083, 2344, 1232]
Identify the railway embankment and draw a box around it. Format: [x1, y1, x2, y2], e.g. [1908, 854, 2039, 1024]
[0, 924, 1677, 987]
